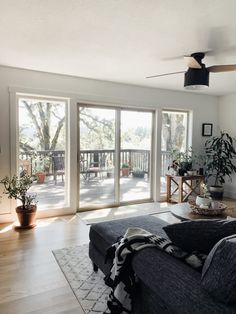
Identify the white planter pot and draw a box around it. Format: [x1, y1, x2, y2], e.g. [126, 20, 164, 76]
[187, 170, 197, 176]
[196, 196, 211, 207]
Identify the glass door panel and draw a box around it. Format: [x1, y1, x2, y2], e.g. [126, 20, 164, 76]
[79, 106, 116, 207]
[18, 97, 68, 210]
[120, 110, 152, 202]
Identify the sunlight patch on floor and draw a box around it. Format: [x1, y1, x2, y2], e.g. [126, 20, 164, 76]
[78, 202, 172, 224]
[0, 223, 14, 234]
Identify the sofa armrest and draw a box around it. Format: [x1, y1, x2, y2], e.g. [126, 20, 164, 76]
[132, 248, 235, 314]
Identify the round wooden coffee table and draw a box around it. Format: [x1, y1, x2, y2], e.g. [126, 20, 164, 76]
[171, 203, 230, 221]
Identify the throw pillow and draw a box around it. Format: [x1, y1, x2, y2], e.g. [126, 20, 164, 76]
[163, 219, 236, 254]
[201, 235, 236, 304]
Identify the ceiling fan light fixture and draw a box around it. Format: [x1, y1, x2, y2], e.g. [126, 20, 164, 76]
[184, 68, 209, 90]
[184, 84, 209, 90]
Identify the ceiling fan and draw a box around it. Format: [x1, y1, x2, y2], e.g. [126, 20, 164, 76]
[146, 52, 236, 90]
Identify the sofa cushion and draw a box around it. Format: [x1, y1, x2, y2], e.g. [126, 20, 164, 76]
[89, 215, 168, 255]
[201, 235, 236, 304]
[163, 219, 236, 254]
[132, 247, 235, 313]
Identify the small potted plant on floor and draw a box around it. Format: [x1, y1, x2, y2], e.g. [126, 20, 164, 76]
[121, 163, 129, 177]
[0, 173, 37, 228]
[205, 131, 236, 200]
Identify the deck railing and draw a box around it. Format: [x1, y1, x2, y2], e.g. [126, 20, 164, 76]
[80, 149, 150, 173]
[19, 149, 171, 177]
[161, 151, 172, 176]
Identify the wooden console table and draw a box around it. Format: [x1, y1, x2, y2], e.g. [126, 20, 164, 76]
[166, 174, 205, 203]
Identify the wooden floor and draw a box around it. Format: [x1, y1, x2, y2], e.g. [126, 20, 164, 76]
[0, 211, 177, 314]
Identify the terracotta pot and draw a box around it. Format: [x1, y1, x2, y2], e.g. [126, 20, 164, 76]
[16, 205, 37, 228]
[121, 168, 129, 177]
[36, 172, 46, 184]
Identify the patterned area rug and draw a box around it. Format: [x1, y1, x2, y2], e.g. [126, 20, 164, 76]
[52, 244, 109, 314]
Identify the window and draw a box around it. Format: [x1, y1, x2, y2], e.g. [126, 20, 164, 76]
[160, 110, 189, 194]
[17, 95, 69, 212]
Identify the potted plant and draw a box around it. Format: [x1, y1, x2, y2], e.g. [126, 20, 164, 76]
[205, 131, 236, 200]
[196, 183, 211, 207]
[33, 155, 50, 183]
[106, 159, 114, 178]
[170, 148, 193, 175]
[132, 167, 145, 178]
[121, 163, 129, 177]
[170, 147, 203, 176]
[0, 174, 37, 228]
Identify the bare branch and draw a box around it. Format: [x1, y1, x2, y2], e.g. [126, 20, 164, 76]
[50, 117, 65, 150]
[23, 101, 43, 143]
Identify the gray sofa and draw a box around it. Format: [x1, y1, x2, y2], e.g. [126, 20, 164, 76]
[89, 215, 236, 313]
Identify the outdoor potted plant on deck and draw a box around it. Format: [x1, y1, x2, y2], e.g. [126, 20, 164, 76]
[132, 167, 145, 178]
[0, 173, 37, 228]
[106, 159, 114, 178]
[33, 155, 50, 184]
[121, 163, 129, 177]
[205, 131, 236, 200]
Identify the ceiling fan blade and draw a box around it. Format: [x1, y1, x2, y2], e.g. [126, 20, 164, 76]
[207, 64, 236, 73]
[146, 70, 185, 79]
[184, 56, 202, 69]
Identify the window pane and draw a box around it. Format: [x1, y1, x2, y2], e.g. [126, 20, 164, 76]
[18, 97, 67, 209]
[120, 110, 152, 202]
[79, 106, 116, 207]
[161, 110, 188, 194]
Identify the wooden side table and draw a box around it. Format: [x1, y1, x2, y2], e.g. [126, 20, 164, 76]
[166, 174, 205, 203]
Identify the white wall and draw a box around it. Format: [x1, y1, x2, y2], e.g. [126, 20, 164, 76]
[218, 94, 236, 198]
[0, 65, 218, 222]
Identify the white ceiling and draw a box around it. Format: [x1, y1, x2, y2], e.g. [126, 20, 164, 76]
[0, 0, 236, 96]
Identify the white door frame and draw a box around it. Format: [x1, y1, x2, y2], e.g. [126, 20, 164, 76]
[9, 88, 76, 219]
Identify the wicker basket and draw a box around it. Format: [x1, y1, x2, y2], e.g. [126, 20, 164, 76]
[189, 200, 227, 216]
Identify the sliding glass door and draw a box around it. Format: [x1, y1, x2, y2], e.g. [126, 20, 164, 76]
[78, 105, 153, 209]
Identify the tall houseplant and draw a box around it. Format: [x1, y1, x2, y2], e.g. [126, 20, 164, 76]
[205, 131, 236, 199]
[0, 174, 37, 228]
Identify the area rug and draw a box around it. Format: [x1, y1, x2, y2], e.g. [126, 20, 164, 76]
[78, 202, 171, 225]
[52, 244, 109, 314]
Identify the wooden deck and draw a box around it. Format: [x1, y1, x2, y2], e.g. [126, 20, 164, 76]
[29, 175, 167, 209]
